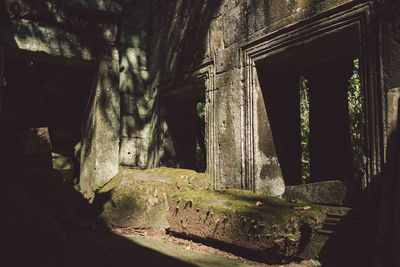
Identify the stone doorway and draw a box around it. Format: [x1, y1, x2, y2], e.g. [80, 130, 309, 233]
[241, 3, 382, 206]
[161, 93, 206, 173]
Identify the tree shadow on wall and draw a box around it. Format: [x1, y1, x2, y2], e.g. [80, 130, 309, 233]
[145, 0, 222, 168]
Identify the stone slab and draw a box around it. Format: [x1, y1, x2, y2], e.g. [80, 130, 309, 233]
[282, 180, 349, 205]
[168, 189, 326, 264]
[3, 20, 96, 61]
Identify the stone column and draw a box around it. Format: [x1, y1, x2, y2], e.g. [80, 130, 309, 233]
[118, 1, 155, 169]
[255, 63, 300, 194]
[79, 47, 120, 201]
[306, 59, 353, 182]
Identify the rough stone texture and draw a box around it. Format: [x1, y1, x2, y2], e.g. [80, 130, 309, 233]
[283, 180, 349, 206]
[52, 152, 75, 184]
[1, 1, 400, 264]
[65, 0, 123, 14]
[79, 50, 120, 199]
[13, 128, 53, 170]
[376, 2, 400, 266]
[96, 168, 211, 228]
[252, 73, 285, 196]
[136, 0, 362, 196]
[1, 1, 121, 199]
[15, 127, 51, 156]
[7, 20, 96, 61]
[168, 189, 326, 264]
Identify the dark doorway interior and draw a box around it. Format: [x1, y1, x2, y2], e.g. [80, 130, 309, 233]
[0, 54, 94, 184]
[161, 91, 206, 173]
[304, 59, 354, 183]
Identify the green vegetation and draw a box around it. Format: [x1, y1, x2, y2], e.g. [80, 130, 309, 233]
[347, 59, 365, 180]
[196, 102, 205, 119]
[309, 258, 322, 266]
[171, 189, 326, 225]
[299, 59, 364, 182]
[195, 102, 206, 172]
[299, 76, 310, 182]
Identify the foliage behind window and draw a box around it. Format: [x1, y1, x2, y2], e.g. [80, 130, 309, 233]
[347, 59, 365, 180]
[300, 76, 310, 183]
[299, 59, 364, 183]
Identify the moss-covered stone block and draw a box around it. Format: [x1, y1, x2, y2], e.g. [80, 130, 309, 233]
[96, 168, 210, 228]
[168, 189, 327, 264]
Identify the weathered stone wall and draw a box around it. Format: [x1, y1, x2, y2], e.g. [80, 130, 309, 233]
[376, 1, 400, 266]
[131, 0, 360, 194]
[0, 0, 121, 199]
[1, 0, 399, 204]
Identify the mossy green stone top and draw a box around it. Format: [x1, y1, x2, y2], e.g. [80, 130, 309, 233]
[171, 189, 326, 225]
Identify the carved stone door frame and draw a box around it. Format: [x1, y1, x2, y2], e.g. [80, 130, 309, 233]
[241, 2, 382, 203]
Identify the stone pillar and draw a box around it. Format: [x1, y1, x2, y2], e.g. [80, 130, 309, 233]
[306, 59, 353, 182]
[375, 1, 400, 265]
[118, 1, 155, 169]
[79, 47, 120, 201]
[255, 62, 300, 194]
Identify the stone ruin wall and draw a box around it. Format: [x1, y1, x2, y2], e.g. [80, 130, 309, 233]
[143, 0, 367, 195]
[1, 0, 400, 201]
[1, 1, 400, 264]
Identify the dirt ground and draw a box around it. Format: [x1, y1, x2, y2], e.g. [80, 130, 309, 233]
[111, 227, 316, 267]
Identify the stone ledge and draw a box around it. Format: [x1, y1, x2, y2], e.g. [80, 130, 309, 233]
[7, 20, 96, 61]
[167, 189, 326, 264]
[282, 180, 350, 206]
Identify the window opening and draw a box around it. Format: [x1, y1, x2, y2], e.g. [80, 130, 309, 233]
[299, 58, 364, 185]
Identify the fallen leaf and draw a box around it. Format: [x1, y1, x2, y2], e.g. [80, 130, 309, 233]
[294, 206, 312, 211]
[256, 201, 263, 206]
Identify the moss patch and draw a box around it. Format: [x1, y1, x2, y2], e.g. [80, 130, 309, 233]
[168, 189, 327, 264]
[171, 189, 326, 223]
[96, 168, 210, 228]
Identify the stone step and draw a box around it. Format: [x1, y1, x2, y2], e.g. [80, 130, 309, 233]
[321, 222, 368, 235]
[316, 228, 364, 238]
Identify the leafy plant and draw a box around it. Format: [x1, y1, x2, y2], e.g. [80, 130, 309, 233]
[309, 258, 322, 266]
[195, 101, 206, 172]
[196, 102, 205, 119]
[347, 59, 365, 180]
[299, 76, 310, 182]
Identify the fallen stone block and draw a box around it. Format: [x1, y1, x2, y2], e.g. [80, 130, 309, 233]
[96, 168, 210, 228]
[168, 189, 326, 264]
[282, 180, 350, 205]
[15, 127, 52, 156]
